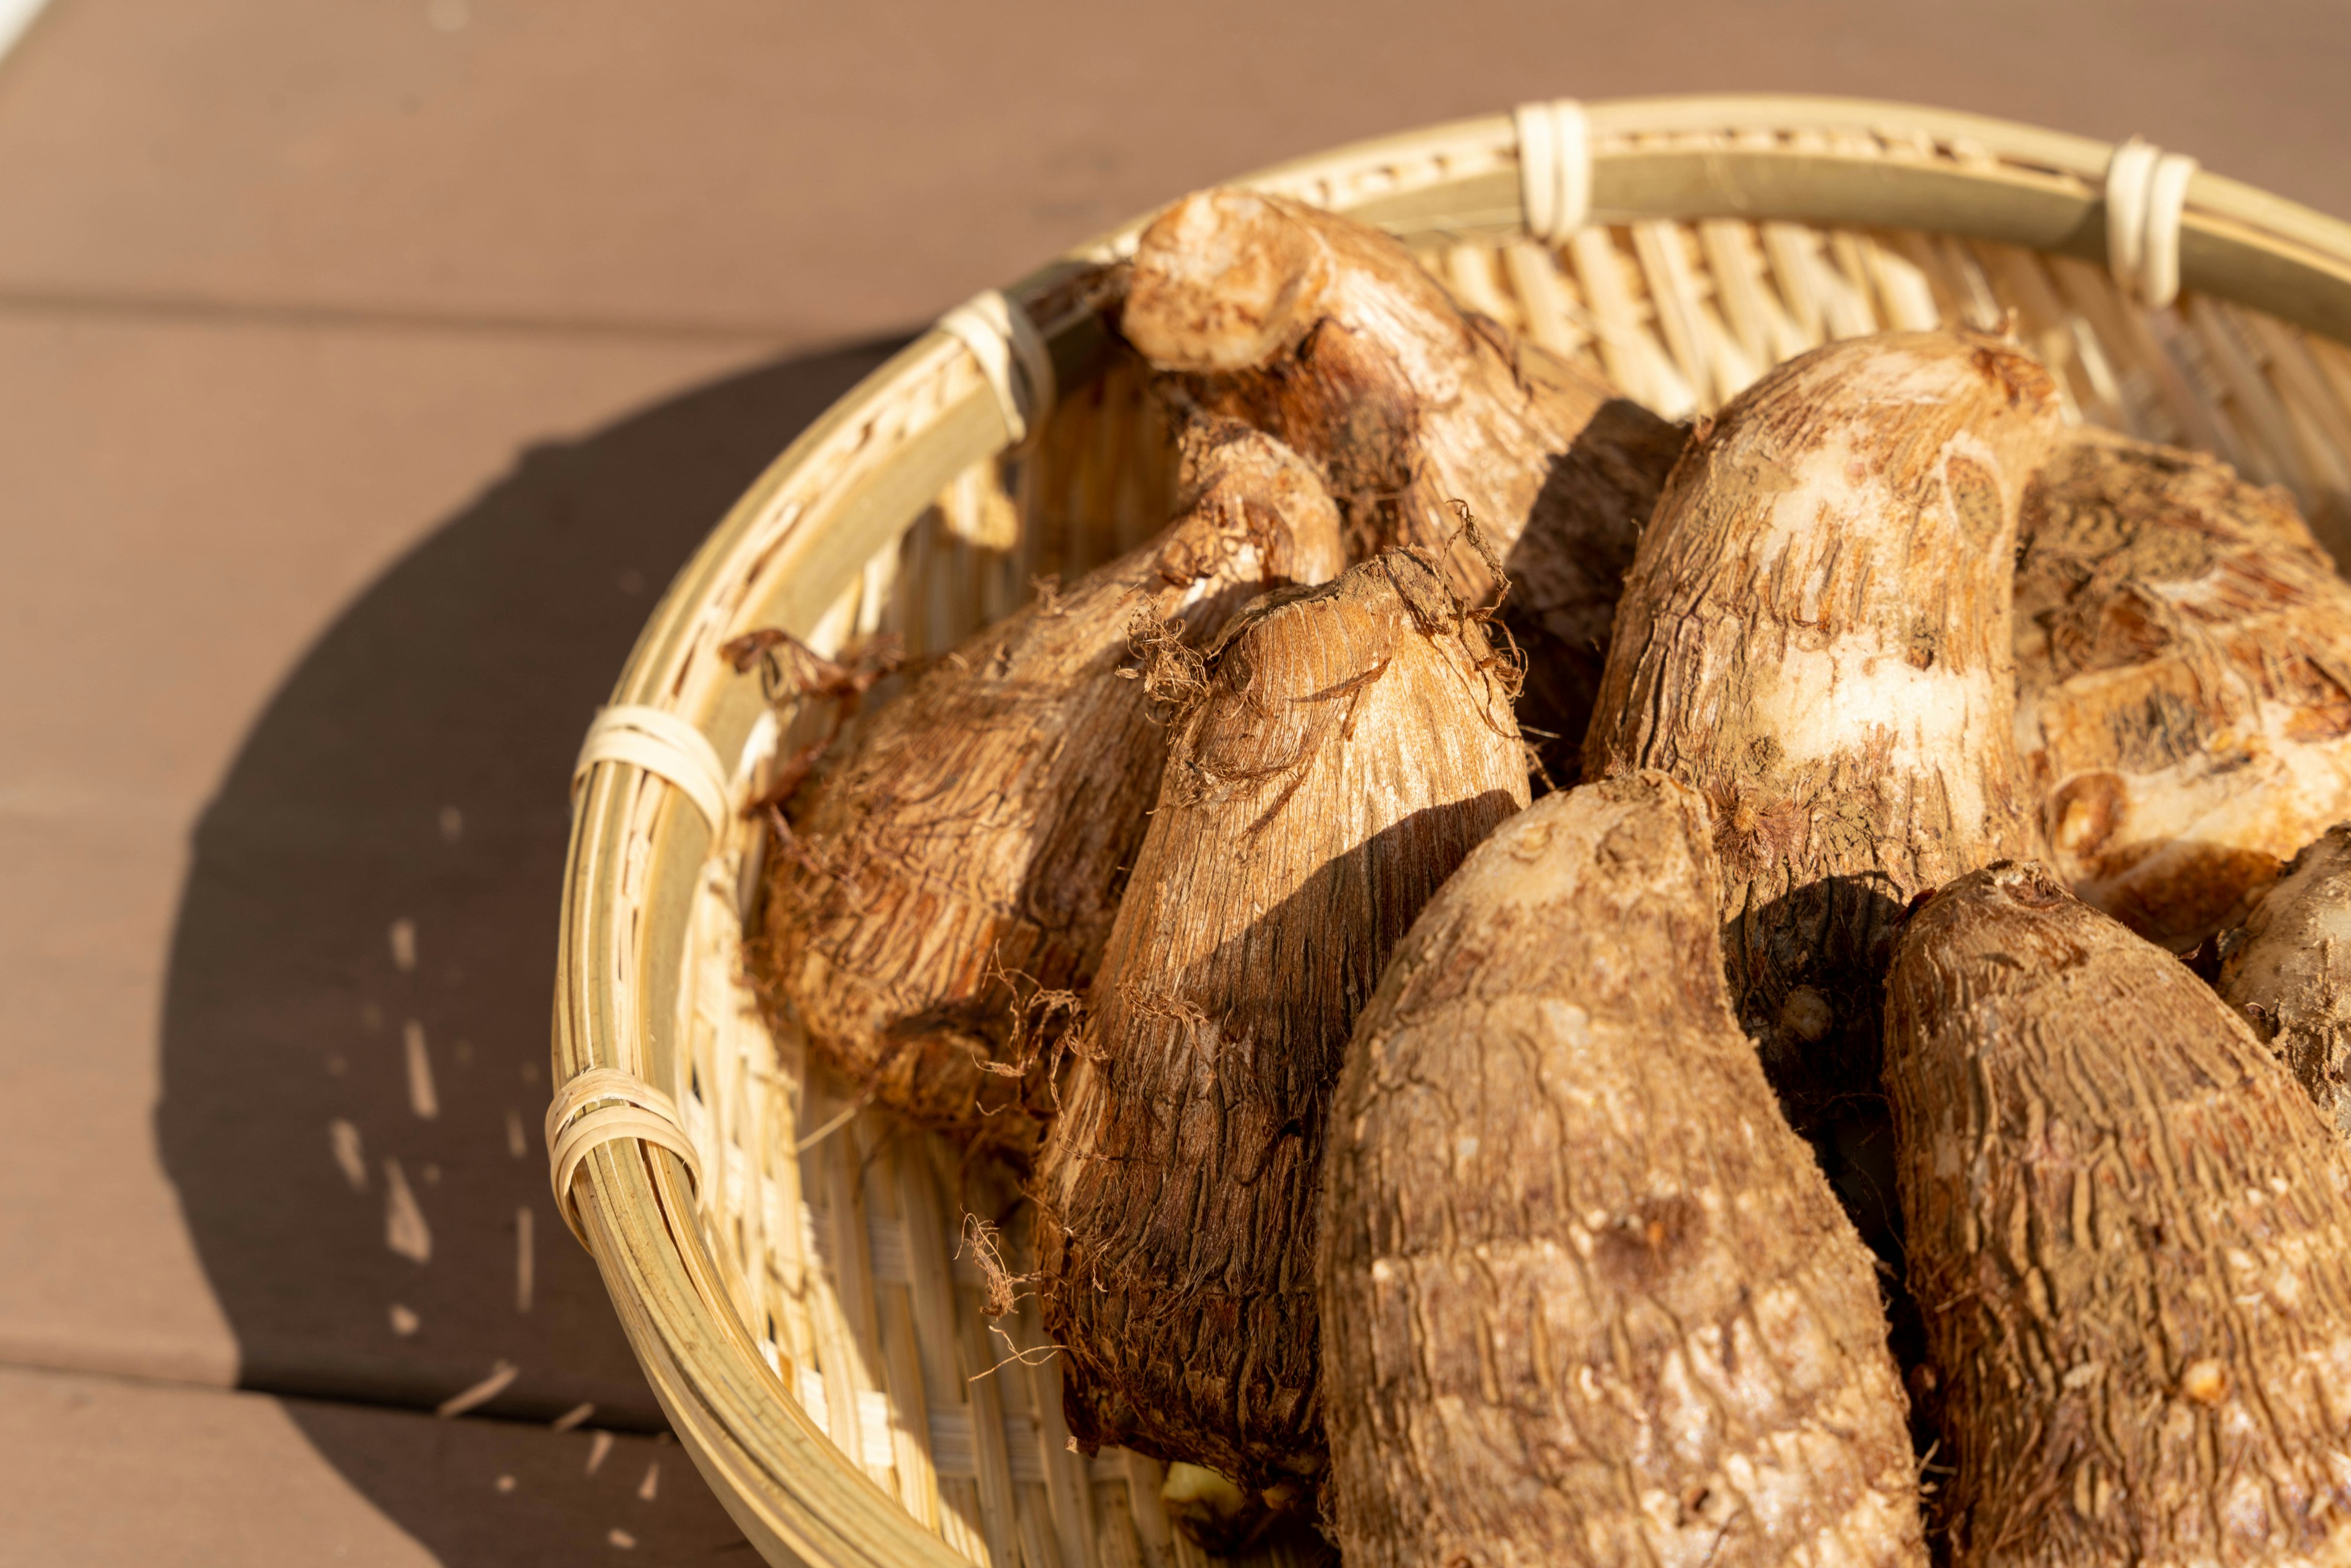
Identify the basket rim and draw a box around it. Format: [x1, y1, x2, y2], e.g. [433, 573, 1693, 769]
[554, 92, 2351, 1567]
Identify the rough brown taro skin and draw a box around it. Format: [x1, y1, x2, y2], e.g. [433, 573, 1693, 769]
[751, 421, 1344, 1163]
[1120, 186, 1687, 781]
[2015, 430, 2351, 953]
[1035, 547, 1531, 1495]
[1583, 328, 2066, 1130]
[2219, 823, 2351, 1144]
[1319, 771, 1926, 1568]
[1886, 860, 2351, 1567]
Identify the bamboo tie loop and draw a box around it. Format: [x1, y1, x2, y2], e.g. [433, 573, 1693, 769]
[939, 289, 1056, 446]
[2105, 135, 2199, 309]
[1513, 97, 1592, 242]
[573, 703, 731, 834]
[546, 1067, 704, 1247]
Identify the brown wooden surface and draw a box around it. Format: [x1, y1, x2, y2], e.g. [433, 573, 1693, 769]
[6, 2, 2351, 1562]
[0, 1364, 747, 1565]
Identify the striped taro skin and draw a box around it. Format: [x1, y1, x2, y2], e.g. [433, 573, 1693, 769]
[1319, 773, 1925, 1568]
[1038, 547, 1529, 1504]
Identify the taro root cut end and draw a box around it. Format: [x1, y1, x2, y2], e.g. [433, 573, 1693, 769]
[1886, 861, 2351, 1564]
[1123, 188, 1686, 780]
[1123, 189, 1331, 373]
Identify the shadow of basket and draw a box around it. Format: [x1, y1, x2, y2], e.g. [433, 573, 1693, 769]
[154, 338, 902, 1566]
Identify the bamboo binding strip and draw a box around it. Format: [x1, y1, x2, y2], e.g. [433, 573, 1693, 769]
[547, 1066, 705, 1245]
[937, 290, 1057, 446]
[553, 96, 2351, 1568]
[574, 703, 732, 834]
[2105, 135, 2199, 308]
[1512, 97, 1592, 241]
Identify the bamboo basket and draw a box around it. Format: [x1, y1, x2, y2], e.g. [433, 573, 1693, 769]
[552, 96, 2351, 1567]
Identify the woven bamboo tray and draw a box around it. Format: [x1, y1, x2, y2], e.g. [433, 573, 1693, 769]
[552, 95, 2351, 1567]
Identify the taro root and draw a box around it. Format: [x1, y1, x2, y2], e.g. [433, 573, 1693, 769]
[2220, 822, 2351, 1141]
[1120, 187, 1687, 778]
[1582, 329, 2065, 1128]
[1036, 548, 1530, 1498]
[1319, 773, 1925, 1568]
[2015, 430, 2351, 952]
[751, 421, 1344, 1161]
[1886, 860, 2351, 1566]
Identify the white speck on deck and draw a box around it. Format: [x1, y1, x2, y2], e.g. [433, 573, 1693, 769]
[384, 1159, 432, 1263]
[516, 1206, 535, 1313]
[405, 1021, 439, 1120]
[435, 1359, 519, 1419]
[330, 1120, 367, 1190]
